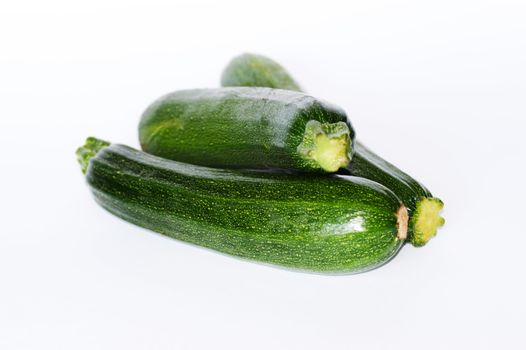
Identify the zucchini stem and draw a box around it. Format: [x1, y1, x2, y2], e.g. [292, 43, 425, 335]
[297, 120, 352, 172]
[410, 198, 445, 247]
[76, 137, 110, 174]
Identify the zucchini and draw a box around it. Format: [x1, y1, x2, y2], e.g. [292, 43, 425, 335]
[343, 143, 444, 247]
[221, 53, 302, 91]
[221, 53, 444, 247]
[77, 137, 408, 274]
[139, 87, 355, 173]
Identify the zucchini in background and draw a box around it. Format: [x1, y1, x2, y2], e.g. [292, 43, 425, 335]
[221, 53, 302, 91]
[77, 137, 408, 274]
[220, 53, 444, 247]
[139, 87, 355, 173]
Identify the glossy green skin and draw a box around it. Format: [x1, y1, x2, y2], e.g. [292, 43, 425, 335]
[139, 87, 355, 172]
[84, 143, 404, 274]
[219, 54, 432, 229]
[221, 53, 302, 91]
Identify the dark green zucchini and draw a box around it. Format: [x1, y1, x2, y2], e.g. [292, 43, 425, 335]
[221, 53, 302, 91]
[139, 87, 354, 173]
[221, 53, 444, 247]
[77, 137, 408, 274]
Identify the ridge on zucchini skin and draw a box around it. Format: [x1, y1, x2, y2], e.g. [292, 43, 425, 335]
[220, 53, 444, 247]
[77, 137, 409, 274]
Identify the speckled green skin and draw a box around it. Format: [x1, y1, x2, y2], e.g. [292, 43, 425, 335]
[82, 141, 404, 274]
[221, 53, 302, 91]
[343, 143, 432, 232]
[139, 87, 355, 173]
[219, 54, 436, 244]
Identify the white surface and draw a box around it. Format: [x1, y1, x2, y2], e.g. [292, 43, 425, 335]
[1, 1, 525, 349]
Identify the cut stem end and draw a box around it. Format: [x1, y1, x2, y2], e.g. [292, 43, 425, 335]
[410, 197, 445, 247]
[396, 205, 409, 241]
[297, 120, 352, 172]
[76, 137, 110, 174]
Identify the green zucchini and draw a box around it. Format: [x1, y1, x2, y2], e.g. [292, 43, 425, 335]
[221, 53, 444, 247]
[221, 53, 302, 91]
[139, 87, 355, 173]
[77, 137, 408, 274]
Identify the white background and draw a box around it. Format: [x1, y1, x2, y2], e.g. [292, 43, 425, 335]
[1, 0, 525, 349]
